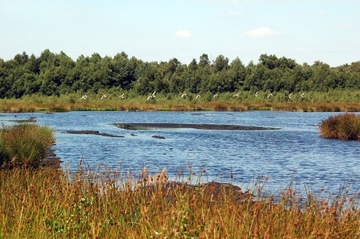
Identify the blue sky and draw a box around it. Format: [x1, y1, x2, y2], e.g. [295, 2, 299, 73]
[1, 0, 359, 67]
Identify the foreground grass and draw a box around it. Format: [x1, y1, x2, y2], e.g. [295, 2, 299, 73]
[320, 113, 360, 140]
[1, 167, 360, 238]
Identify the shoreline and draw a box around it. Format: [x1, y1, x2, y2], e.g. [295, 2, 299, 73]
[42, 146, 62, 169]
[2, 101, 360, 113]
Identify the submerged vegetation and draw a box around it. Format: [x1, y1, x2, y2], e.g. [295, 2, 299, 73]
[0, 124, 54, 168]
[0, 166, 360, 238]
[320, 113, 360, 140]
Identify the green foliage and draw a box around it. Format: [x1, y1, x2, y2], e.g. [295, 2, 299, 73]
[0, 124, 54, 168]
[0, 50, 360, 101]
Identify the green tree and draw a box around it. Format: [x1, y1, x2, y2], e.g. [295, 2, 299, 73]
[243, 61, 265, 91]
[198, 54, 210, 68]
[110, 52, 137, 90]
[309, 61, 332, 91]
[188, 59, 198, 71]
[259, 54, 278, 70]
[213, 55, 229, 72]
[228, 57, 246, 91]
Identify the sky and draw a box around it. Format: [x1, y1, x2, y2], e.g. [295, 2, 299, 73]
[0, 0, 359, 67]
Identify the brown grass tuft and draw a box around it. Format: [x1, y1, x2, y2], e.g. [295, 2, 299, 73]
[320, 113, 360, 140]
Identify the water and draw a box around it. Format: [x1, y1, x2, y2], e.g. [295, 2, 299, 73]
[1, 111, 360, 196]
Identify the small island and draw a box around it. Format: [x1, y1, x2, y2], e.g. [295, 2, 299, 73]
[320, 113, 360, 140]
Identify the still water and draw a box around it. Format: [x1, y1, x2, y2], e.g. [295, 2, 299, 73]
[2, 111, 360, 195]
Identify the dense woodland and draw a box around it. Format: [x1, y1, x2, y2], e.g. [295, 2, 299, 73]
[1, 49, 360, 99]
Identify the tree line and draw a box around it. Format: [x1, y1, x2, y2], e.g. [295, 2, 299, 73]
[0, 49, 359, 99]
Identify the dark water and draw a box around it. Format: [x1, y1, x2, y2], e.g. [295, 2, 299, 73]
[2, 111, 360, 195]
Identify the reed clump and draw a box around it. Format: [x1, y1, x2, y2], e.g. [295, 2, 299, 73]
[0, 124, 55, 168]
[320, 113, 360, 140]
[0, 165, 360, 238]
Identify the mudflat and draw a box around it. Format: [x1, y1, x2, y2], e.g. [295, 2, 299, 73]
[113, 123, 278, 131]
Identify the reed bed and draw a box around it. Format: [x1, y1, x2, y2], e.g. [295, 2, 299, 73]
[320, 113, 360, 140]
[0, 165, 360, 238]
[2, 99, 360, 113]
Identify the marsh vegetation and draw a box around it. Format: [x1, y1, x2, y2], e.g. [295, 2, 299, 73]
[0, 124, 55, 168]
[2, 90, 360, 113]
[320, 113, 360, 140]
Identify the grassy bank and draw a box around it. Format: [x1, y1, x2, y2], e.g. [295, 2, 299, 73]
[320, 113, 360, 140]
[1, 90, 360, 113]
[0, 166, 359, 238]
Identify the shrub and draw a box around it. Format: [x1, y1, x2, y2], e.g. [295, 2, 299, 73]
[319, 113, 360, 140]
[0, 124, 55, 168]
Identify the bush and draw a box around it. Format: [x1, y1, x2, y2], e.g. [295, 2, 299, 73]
[319, 113, 360, 140]
[0, 124, 54, 168]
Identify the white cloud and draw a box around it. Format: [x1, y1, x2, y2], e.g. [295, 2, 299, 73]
[175, 30, 192, 38]
[242, 27, 279, 38]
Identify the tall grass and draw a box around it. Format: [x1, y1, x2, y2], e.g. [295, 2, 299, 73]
[0, 166, 360, 238]
[0, 124, 55, 168]
[320, 113, 360, 140]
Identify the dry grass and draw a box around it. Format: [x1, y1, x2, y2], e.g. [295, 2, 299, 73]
[320, 113, 360, 140]
[0, 165, 360, 238]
